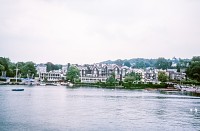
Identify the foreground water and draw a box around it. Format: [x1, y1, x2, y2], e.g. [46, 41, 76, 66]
[0, 85, 200, 131]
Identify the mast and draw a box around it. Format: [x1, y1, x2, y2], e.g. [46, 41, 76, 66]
[15, 64, 20, 83]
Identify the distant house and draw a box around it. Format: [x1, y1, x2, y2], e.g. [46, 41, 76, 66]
[77, 64, 129, 83]
[39, 70, 62, 82]
[36, 64, 47, 74]
[62, 65, 68, 74]
[144, 69, 158, 82]
[167, 69, 186, 80]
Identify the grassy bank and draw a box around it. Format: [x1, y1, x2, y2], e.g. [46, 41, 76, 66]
[74, 82, 168, 90]
[169, 80, 200, 86]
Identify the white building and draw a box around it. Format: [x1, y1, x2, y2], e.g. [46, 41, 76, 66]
[39, 70, 62, 82]
[62, 65, 68, 74]
[36, 64, 47, 73]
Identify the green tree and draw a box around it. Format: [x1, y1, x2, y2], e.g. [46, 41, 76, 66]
[46, 62, 62, 72]
[124, 72, 141, 82]
[192, 56, 200, 62]
[106, 72, 116, 84]
[0, 64, 5, 73]
[176, 63, 180, 72]
[155, 57, 169, 69]
[66, 66, 80, 83]
[114, 59, 123, 66]
[123, 61, 131, 67]
[0, 57, 15, 77]
[186, 56, 200, 81]
[20, 62, 37, 78]
[46, 62, 54, 72]
[135, 61, 145, 69]
[158, 71, 168, 82]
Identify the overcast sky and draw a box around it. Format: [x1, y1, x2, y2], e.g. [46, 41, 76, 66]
[0, 0, 200, 64]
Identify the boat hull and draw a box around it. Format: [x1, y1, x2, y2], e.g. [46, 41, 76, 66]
[12, 89, 24, 91]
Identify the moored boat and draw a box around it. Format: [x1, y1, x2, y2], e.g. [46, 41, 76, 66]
[12, 89, 24, 91]
[53, 83, 61, 86]
[68, 83, 73, 87]
[39, 83, 46, 86]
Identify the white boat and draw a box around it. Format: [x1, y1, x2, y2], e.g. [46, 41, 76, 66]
[39, 83, 46, 86]
[53, 83, 61, 86]
[68, 83, 73, 87]
[174, 84, 181, 90]
[61, 82, 68, 86]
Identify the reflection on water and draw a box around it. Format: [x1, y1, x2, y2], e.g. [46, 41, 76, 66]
[0, 85, 200, 131]
[160, 90, 200, 97]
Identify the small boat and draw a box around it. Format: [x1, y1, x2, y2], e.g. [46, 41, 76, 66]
[53, 83, 61, 86]
[12, 89, 24, 91]
[60, 82, 68, 86]
[68, 83, 73, 87]
[39, 83, 46, 86]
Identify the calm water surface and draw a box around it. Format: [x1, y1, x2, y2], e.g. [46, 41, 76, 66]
[0, 85, 200, 131]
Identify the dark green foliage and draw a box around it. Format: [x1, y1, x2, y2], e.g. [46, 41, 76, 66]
[46, 62, 62, 72]
[10, 78, 22, 82]
[0, 57, 37, 78]
[192, 56, 200, 62]
[66, 66, 80, 83]
[123, 82, 167, 89]
[75, 81, 167, 89]
[186, 57, 200, 81]
[18, 62, 37, 78]
[0, 57, 15, 77]
[124, 72, 141, 82]
[101, 57, 191, 69]
[155, 57, 170, 69]
[0, 77, 6, 81]
[106, 72, 116, 84]
[176, 63, 180, 72]
[101, 58, 164, 68]
[0, 64, 5, 73]
[114, 59, 123, 66]
[158, 72, 168, 82]
[135, 61, 145, 68]
[123, 61, 131, 67]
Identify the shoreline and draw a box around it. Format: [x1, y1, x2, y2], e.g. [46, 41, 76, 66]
[1, 82, 200, 95]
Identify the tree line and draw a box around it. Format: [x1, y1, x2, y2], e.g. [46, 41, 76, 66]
[0, 57, 62, 78]
[101, 57, 190, 70]
[1, 56, 200, 82]
[0, 57, 37, 78]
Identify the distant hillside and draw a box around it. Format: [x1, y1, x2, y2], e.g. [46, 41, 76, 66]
[100, 58, 191, 69]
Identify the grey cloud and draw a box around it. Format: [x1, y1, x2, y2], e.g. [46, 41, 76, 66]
[0, 0, 200, 64]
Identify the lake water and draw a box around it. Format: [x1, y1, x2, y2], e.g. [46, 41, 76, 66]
[0, 85, 200, 131]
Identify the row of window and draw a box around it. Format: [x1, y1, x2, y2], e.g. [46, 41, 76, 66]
[81, 78, 107, 82]
[40, 74, 61, 77]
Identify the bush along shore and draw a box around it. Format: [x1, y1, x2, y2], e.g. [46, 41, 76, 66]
[73, 82, 169, 90]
